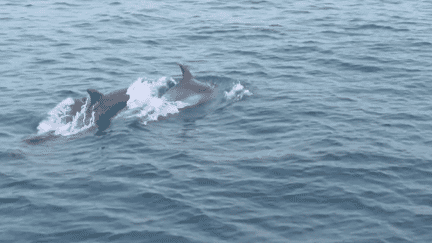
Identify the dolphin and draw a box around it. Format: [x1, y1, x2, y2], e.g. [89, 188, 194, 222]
[80, 64, 216, 132]
[163, 64, 217, 106]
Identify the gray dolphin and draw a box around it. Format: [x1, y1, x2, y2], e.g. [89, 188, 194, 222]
[163, 64, 217, 106]
[82, 64, 216, 132]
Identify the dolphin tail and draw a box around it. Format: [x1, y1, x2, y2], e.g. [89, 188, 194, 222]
[87, 89, 104, 107]
[177, 63, 193, 84]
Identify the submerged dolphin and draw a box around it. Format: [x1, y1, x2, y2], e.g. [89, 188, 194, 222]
[79, 64, 216, 132]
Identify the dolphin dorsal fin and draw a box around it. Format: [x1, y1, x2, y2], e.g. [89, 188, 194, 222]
[178, 63, 193, 84]
[87, 89, 104, 106]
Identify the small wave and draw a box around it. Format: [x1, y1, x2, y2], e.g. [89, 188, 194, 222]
[4, 149, 25, 160]
[53, 2, 80, 7]
[224, 82, 253, 101]
[346, 24, 409, 32]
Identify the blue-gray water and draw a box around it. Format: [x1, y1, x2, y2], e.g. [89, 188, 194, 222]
[1, 0, 432, 242]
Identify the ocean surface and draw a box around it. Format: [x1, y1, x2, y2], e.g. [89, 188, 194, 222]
[1, 0, 432, 242]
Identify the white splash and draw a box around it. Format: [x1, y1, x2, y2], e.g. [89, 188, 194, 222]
[224, 82, 253, 101]
[37, 97, 95, 136]
[125, 77, 187, 124]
